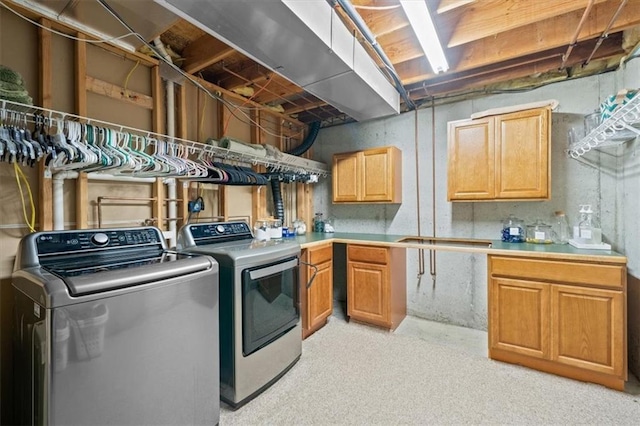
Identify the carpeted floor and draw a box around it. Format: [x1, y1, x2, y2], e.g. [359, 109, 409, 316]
[220, 313, 640, 425]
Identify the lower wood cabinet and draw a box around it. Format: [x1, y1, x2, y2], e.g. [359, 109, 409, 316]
[488, 255, 627, 390]
[347, 244, 406, 330]
[300, 243, 333, 339]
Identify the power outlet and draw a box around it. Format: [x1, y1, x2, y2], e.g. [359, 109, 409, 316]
[188, 199, 204, 213]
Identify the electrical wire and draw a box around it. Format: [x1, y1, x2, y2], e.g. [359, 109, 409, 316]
[222, 77, 273, 137]
[13, 162, 36, 233]
[5, 0, 310, 141]
[0, 0, 138, 44]
[94, 0, 306, 142]
[123, 60, 140, 99]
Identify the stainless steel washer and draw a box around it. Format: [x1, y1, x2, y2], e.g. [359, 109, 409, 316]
[178, 221, 301, 409]
[11, 227, 219, 425]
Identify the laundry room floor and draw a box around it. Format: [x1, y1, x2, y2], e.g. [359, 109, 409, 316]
[220, 305, 640, 425]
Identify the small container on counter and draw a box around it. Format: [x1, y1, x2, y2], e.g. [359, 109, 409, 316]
[501, 214, 525, 243]
[526, 219, 553, 244]
[313, 213, 325, 232]
[323, 217, 335, 233]
[254, 220, 271, 241]
[268, 218, 283, 239]
[293, 219, 307, 235]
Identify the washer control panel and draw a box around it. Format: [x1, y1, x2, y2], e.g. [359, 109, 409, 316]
[36, 228, 162, 255]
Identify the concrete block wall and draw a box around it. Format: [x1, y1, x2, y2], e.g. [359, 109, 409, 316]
[313, 60, 640, 375]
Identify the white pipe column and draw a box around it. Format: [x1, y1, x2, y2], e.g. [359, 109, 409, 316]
[52, 171, 79, 230]
[153, 38, 177, 247]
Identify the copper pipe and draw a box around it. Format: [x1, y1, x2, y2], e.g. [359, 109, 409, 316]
[430, 97, 437, 283]
[414, 109, 425, 277]
[584, 0, 628, 66]
[560, 0, 595, 70]
[97, 196, 182, 228]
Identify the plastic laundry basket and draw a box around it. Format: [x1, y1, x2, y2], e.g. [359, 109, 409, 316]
[70, 304, 109, 360]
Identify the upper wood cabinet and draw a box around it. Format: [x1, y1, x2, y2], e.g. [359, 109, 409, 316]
[333, 146, 402, 203]
[448, 107, 551, 201]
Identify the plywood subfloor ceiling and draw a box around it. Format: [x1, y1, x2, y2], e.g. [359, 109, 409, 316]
[12, 0, 640, 127]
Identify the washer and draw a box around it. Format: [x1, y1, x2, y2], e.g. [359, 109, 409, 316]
[178, 221, 301, 408]
[11, 227, 219, 425]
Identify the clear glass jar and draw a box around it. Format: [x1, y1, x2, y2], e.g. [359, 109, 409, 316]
[293, 219, 307, 235]
[501, 214, 525, 243]
[552, 211, 570, 244]
[526, 219, 553, 244]
[268, 218, 282, 239]
[313, 213, 324, 233]
[253, 220, 270, 241]
[323, 217, 335, 233]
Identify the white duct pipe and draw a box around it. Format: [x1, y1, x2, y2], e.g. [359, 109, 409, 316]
[153, 37, 177, 248]
[52, 171, 79, 230]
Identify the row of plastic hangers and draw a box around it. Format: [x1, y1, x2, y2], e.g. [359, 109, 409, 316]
[0, 109, 282, 183]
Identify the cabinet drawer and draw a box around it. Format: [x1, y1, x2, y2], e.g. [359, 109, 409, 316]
[348, 245, 388, 264]
[309, 244, 333, 265]
[490, 256, 624, 289]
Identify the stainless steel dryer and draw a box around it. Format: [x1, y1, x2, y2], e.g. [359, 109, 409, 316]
[177, 221, 301, 409]
[11, 227, 219, 426]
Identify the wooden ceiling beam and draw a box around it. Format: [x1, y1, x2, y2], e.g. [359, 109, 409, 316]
[359, 9, 409, 38]
[445, 0, 608, 47]
[397, 2, 640, 84]
[285, 99, 329, 115]
[182, 34, 235, 74]
[377, 26, 424, 64]
[406, 35, 624, 97]
[218, 64, 271, 90]
[436, 0, 477, 14]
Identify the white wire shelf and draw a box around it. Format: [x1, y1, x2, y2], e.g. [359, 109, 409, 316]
[568, 91, 640, 159]
[0, 99, 329, 177]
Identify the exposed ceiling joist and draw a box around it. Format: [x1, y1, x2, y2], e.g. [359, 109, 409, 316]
[182, 35, 235, 74]
[445, 0, 608, 47]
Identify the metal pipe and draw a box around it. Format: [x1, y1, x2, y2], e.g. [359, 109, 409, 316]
[584, 0, 628, 66]
[414, 109, 425, 277]
[153, 37, 178, 247]
[430, 97, 436, 283]
[560, 0, 595, 70]
[332, 0, 415, 110]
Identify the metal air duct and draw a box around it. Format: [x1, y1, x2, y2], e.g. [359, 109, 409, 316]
[154, 0, 400, 122]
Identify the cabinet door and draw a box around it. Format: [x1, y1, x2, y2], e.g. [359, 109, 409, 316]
[551, 285, 625, 377]
[332, 152, 359, 202]
[347, 261, 389, 327]
[447, 118, 495, 200]
[306, 260, 333, 332]
[361, 147, 399, 202]
[489, 278, 550, 359]
[495, 108, 550, 199]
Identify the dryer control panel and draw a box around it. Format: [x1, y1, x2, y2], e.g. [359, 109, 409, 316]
[187, 222, 253, 246]
[36, 228, 163, 255]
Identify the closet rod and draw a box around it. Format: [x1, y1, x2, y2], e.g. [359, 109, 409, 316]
[0, 99, 329, 176]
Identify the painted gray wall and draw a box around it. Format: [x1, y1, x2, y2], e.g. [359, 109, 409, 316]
[313, 59, 640, 371]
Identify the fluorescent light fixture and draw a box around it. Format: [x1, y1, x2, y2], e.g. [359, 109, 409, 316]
[399, 0, 449, 73]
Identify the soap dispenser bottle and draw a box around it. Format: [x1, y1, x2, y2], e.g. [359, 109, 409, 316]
[578, 205, 602, 245]
[573, 205, 588, 240]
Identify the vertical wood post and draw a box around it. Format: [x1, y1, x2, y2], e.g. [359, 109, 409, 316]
[75, 33, 89, 229]
[38, 18, 53, 231]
